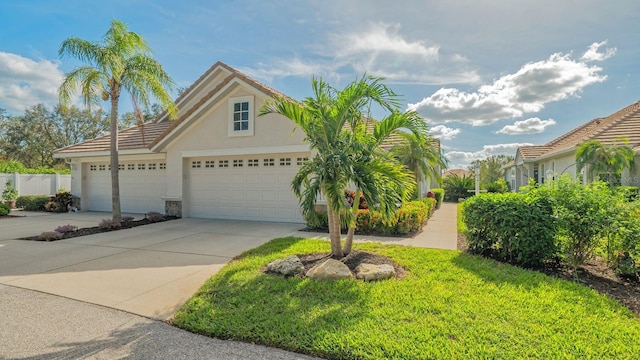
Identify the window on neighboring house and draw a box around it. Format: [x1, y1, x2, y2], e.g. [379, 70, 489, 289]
[263, 158, 275, 167]
[138, 163, 146, 170]
[127, 164, 135, 170]
[90, 165, 97, 171]
[148, 163, 157, 170]
[248, 159, 259, 167]
[228, 96, 254, 137]
[219, 160, 229, 168]
[205, 160, 214, 168]
[98, 164, 106, 171]
[233, 159, 243, 167]
[192, 161, 201, 168]
[159, 163, 166, 170]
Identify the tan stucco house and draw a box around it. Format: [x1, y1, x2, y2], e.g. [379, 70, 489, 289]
[54, 62, 311, 222]
[504, 100, 640, 190]
[54, 61, 437, 222]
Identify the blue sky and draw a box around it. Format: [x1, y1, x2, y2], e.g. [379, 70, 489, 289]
[1, 0, 639, 169]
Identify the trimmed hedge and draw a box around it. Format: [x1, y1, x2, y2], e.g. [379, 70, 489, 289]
[462, 192, 556, 267]
[307, 199, 435, 235]
[16, 195, 49, 211]
[430, 188, 445, 208]
[0, 202, 9, 216]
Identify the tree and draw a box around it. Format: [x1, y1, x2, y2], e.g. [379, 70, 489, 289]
[576, 139, 636, 187]
[0, 104, 108, 168]
[59, 20, 177, 221]
[468, 155, 514, 185]
[260, 75, 420, 257]
[391, 132, 448, 196]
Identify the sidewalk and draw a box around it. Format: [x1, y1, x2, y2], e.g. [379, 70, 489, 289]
[296, 202, 459, 250]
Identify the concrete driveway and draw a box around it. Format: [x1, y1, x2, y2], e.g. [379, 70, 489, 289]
[0, 211, 301, 320]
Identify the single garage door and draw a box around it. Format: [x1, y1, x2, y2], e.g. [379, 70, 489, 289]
[84, 161, 167, 214]
[187, 154, 308, 222]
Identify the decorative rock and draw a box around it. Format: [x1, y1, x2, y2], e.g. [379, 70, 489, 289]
[267, 255, 304, 276]
[306, 259, 353, 281]
[355, 263, 396, 281]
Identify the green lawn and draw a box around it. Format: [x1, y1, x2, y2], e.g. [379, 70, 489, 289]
[174, 237, 640, 360]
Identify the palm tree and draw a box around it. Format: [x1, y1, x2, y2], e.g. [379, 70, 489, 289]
[391, 132, 448, 197]
[59, 20, 177, 221]
[260, 75, 420, 257]
[576, 139, 636, 186]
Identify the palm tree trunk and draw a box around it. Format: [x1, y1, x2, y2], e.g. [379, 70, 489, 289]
[343, 188, 361, 255]
[110, 90, 122, 222]
[326, 198, 343, 257]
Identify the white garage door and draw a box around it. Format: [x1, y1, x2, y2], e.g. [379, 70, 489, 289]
[84, 161, 166, 214]
[187, 154, 308, 222]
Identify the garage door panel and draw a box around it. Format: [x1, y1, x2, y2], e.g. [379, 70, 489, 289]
[188, 154, 307, 222]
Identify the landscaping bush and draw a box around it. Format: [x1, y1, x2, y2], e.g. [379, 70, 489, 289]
[38, 231, 63, 241]
[0, 202, 10, 216]
[16, 195, 49, 211]
[99, 219, 122, 230]
[604, 201, 640, 277]
[47, 190, 73, 212]
[415, 197, 437, 217]
[54, 224, 78, 234]
[615, 186, 639, 202]
[430, 188, 445, 208]
[344, 190, 368, 209]
[443, 174, 474, 201]
[146, 211, 166, 223]
[485, 179, 509, 193]
[462, 192, 556, 267]
[306, 200, 433, 235]
[535, 176, 614, 270]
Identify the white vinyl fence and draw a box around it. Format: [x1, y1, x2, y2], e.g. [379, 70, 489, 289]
[0, 173, 71, 197]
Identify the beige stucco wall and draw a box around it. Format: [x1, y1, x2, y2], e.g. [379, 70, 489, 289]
[162, 84, 308, 199]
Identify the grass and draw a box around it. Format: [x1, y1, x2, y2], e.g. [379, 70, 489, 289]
[174, 237, 640, 360]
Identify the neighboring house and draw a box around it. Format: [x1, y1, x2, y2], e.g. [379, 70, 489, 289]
[54, 61, 438, 222]
[443, 169, 472, 179]
[54, 62, 310, 222]
[504, 100, 640, 190]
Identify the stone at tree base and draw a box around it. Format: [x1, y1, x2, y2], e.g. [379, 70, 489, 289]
[355, 263, 395, 281]
[267, 255, 304, 276]
[306, 259, 353, 280]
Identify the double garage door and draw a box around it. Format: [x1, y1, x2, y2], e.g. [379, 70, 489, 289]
[187, 153, 308, 223]
[84, 162, 166, 214]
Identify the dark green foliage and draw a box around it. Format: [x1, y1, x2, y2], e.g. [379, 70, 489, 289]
[462, 192, 556, 267]
[44, 190, 73, 213]
[15, 195, 49, 211]
[306, 200, 434, 235]
[443, 174, 474, 201]
[485, 179, 509, 193]
[430, 188, 445, 207]
[0, 202, 9, 216]
[615, 186, 639, 202]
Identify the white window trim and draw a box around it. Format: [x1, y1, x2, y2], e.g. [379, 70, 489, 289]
[228, 95, 254, 137]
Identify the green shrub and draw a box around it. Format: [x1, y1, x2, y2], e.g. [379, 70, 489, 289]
[306, 200, 432, 235]
[443, 174, 474, 201]
[44, 190, 73, 213]
[0, 202, 9, 216]
[485, 179, 509, 193]
[415, 197, 437, 217]
[535, 176, 614, 270]
[16, 195, 49, 211]
[462, 192, 556, 267]
[604, 201, 640, 276]
[615, 186, 639, 202]
[430, 188, 445, 207]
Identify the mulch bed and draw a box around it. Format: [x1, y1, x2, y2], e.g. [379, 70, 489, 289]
[457, 233, 640, 316]
[19, 216, 178, 241]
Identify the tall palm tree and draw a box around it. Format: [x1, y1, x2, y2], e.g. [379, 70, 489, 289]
[260, 75, 418, 257]
[576, 139, 636, 186]
[391, 131, 448, 197]
[59, 20, 177, 221]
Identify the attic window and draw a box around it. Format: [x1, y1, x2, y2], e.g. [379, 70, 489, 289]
[228, 95, 254, 137]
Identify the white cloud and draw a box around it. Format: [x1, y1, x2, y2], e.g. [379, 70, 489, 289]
[408, 44, 611, 126]
[0, 52, 65, 114]
[445, 143, 532, 169]
[496, 117, 556, 135]
[429, 125, 460, 140]
[245, 23, 480, 85]
[581, 40, 616, 62]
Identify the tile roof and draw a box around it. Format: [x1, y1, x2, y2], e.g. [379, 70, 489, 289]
[519, 100, 640, 160]
[53, 121, 172, 154]
[443, 169, 472, 178]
